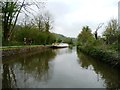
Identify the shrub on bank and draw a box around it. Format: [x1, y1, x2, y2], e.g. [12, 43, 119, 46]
[6, 28, 56, 46]
[77, 46, 120, 68]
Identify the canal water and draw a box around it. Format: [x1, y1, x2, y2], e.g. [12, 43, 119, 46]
[1, 47, 120, 88]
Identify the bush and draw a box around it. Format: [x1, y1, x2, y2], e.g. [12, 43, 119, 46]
[12, 28, 56, 45]
[77, 46, 120, 67]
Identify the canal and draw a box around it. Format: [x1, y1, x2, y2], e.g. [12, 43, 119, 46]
[1, 47, 120, 88]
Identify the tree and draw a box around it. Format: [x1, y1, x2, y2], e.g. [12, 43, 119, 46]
[1, 1, 25, 43]
[1, 0, 45, 45]
[63, 38, 73, 45]
[33, 11, 53, 33]
[103, 19, 118, 45]
[34, 14, 45, 31]
[43, 11, 54, 32]
[95, 23, 104, 40]
[77, 26, 94, 46]
[57, 38, 62, 43]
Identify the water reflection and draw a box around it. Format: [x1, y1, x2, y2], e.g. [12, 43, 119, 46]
[77, 49, 120, 89]
[54, 48, 73, 55]
[2, 49, 56, 88]
[1, 48, 120, 88]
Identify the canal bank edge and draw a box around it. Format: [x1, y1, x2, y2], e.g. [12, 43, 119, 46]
[1, 45, 51, 57]
[77, 46, 120, 68]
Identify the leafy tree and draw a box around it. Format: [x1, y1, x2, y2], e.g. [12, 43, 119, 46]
[57, 38, 62, 43]
[103, 19, 118, 45]
[63, 38, 73, 45]
[77, 26, 95, 46]
[13, 26, 55, 45]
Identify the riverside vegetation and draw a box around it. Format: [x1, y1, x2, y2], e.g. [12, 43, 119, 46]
[77, 19, 120, 67]
[77, 19, 120, 68]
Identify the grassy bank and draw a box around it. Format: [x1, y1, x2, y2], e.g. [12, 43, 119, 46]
[1, 45, 51, 57]
[77, 46, 120, 68]
[0, 45, 47, 51]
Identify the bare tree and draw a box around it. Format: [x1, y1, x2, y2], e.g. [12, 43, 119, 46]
[34, 11, 54, 32]
[43, 11, 54, 32]
[1, 0, 26, 42]
[95, 23, 104, 40]
[34, 13, 45, 31]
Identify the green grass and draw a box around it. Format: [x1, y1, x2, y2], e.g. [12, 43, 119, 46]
[0, 45, 47, 51]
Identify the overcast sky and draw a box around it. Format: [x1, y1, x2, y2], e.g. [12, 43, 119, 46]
[44, 0, 119, 38]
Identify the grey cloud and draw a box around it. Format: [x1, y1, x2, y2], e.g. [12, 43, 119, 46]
[47, 1, 71, 18]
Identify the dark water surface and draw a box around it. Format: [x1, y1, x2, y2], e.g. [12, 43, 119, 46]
[1, 47, 120, 88]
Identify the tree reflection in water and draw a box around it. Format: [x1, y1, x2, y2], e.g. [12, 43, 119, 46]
[2, 49, 56, 88]
[77, 49, 120, 89]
